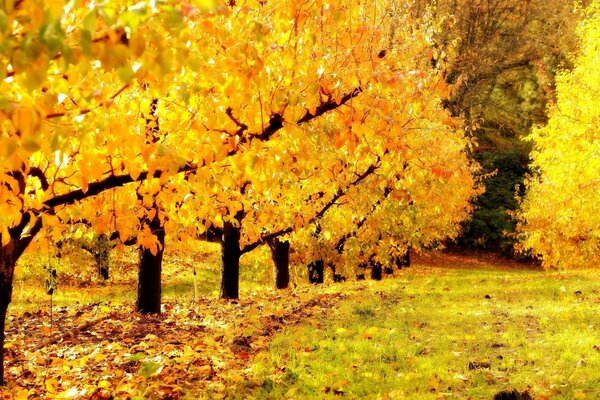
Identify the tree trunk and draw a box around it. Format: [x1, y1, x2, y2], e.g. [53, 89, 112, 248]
[395, 247, 411, 269]
[268, 238, 290, 290]
[95, 233, 110, 280]
[0, 278, 9, 386]
[370, 261, 383, 280]
[308, 260, 324, 284]
[220, 222, 242, 299]
[328, 262, 346, 282]
[136, 213, 165, 314]
[0, 218, 42, 385]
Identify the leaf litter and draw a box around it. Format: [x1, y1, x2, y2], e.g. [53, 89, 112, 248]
[1, 287, 346, 399]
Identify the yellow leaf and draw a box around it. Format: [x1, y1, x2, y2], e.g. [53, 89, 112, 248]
[335, 327, 348, 335]
[100, 305, 111, 314]
[98, 380, 112, 389]
[45, 378, 60, 393]
[362, 326, 378, 339]
[14, 388, 32, 400]
[12, 107, 39, 138]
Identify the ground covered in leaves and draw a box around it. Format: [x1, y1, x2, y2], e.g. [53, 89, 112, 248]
[2, 287, 345, 399]
[2, 251, 600, 399]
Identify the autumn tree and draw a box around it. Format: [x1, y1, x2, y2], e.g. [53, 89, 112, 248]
[516, 0, 600, 268]
[293, 113, 479, 281]
[409, 0, 586, 250]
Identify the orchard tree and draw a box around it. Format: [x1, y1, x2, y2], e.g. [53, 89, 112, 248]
[293, 112, 480, 280]
[157, 0, 481, 298]
[516, 1, 600, 268]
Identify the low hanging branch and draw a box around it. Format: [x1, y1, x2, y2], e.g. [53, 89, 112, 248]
[1, 84, 371, 270]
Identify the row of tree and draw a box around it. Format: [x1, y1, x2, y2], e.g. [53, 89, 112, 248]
[0, 0, 478, 384]
[2, 0, 597, 386]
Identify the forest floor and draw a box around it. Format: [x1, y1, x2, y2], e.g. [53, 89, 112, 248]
[2, 249, 600, 399]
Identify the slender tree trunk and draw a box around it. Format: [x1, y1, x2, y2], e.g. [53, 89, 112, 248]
[95, 233, 110, 280]
[395, 247, 411, 269]
[308, 260, 324, 284]
[370, 260, 383, 281]
[220, 222, 241, 299]
[0, 219, 41, 385]
[268, 238, 290, 290]
[136, 212, 165, 314]
[0, 278, 10, 386]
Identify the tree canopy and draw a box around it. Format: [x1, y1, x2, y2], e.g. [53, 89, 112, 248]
[516, 0, 600, 268]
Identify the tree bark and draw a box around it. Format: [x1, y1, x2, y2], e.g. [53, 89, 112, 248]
[0, 278, 9, 386]
[0, 217, 43, 385]
[268, 238, 290, 290]
[395, 247, 411, 269]
[220, 222, 242, 299]
[136, 213, 165, 314]
[94, 234, 110, 280]
[370, 260, 383, 281]
[308, 260, 324, 284]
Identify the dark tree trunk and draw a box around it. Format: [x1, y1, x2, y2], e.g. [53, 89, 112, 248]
[0, 218, 42, 385]
[220, 222, 242, 299]
[0, 279, 9, 386]
[370, 261, 383, 280]
[268, 238, 290, 290]
[395, 247, 411, 269]
[329, 262, 346, 282]
[308, 260, 324, 284]
[136, 213, 165, 314]
[95, 234, 110, 280]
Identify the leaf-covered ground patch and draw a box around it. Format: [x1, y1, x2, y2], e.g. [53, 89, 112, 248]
[1, 287, 345, 399]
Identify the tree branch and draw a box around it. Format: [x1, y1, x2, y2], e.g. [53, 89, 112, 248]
[42, 163, 197, 211]
[235, 86, 364, 150]
[334, 185, 393, 254]
[241, 160, 380, 254]
[297, 87, 363, 124]
[28, 167, 49, 191]
[45, 83, 131, 119]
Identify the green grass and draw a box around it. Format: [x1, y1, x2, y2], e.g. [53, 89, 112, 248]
[10, 247, 600, 399]
[239, 267, 600, 399]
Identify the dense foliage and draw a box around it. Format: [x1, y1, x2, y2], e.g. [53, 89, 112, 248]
[409, 0, 585, 250]
[516, 0, 600, 268]
[0, 0, 481, 385]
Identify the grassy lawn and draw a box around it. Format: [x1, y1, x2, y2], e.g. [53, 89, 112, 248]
[238, 262, 600, 399]
[6, 247, 600, 399]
